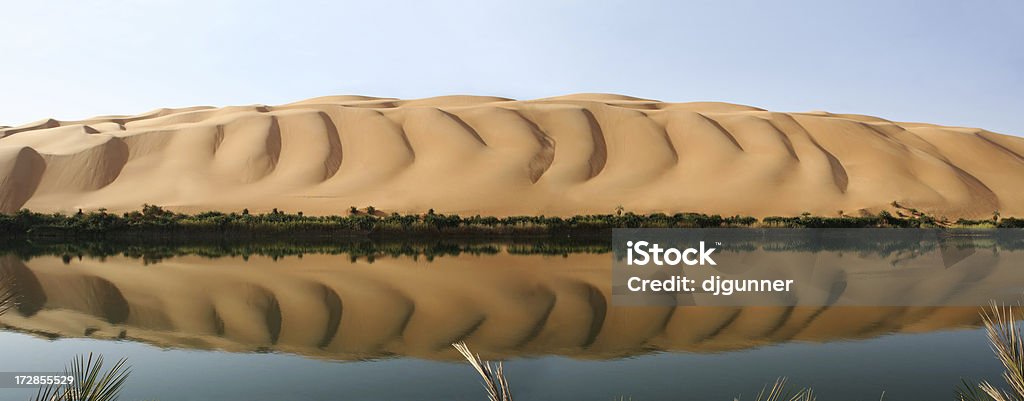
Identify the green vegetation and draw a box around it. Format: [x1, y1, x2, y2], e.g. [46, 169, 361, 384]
[2, 204, 1020, 242]
[0, 205, 765, 240]
[947, 303, 1024, 401]
[956, 217, 1024, 229]
[4, 229, 1024, 266]
[32, 354, 131, 401]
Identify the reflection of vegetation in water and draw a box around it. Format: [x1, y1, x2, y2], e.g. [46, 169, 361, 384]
[5, 229, 1024, 265]
[2, 227, 1024, 263]
[718, 232, 1024, 256]
[0, 239, 612, 265]
[612, 230, 1024, 264]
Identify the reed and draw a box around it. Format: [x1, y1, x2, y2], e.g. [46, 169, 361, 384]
[740, 377, 815, 401]
[453, 342, 514, 401]
[451, 342, 820, 401]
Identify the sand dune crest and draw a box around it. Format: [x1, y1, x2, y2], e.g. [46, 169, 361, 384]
[0, 94, 1021, 217]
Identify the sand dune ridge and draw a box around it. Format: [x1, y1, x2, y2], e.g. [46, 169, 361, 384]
[0, 94, 1021, 218]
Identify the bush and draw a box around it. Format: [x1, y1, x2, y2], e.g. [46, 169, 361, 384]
[998, 218, 1024, 228]
[0, 205, 1017, 238]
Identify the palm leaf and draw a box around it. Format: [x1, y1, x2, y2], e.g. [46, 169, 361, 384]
[957, 378, 997, 401]
[962, 302, 1024, 401]
[982, 302, 1024, 401]
[32, 353, 131, 401]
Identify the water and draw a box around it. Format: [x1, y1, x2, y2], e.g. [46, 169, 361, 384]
[0, 329, 1002, 400]
[0, 236, 1018, 400]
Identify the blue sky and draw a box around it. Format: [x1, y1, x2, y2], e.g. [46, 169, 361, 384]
[1, 0, 1021, 135]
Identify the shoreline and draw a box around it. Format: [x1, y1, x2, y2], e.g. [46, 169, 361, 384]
[2, 205, 1023, 242]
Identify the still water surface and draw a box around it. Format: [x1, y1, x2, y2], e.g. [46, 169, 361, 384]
[0, 236, 1019, 400]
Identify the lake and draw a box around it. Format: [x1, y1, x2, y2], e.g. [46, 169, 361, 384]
[0, 234, 1020, 400]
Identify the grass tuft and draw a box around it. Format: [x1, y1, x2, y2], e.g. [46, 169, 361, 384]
[734, 377, 815, 401]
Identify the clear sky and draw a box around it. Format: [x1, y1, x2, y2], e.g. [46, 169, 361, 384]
[1, 0, 1021, 135]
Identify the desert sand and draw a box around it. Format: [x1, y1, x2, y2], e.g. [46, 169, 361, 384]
[0, 94, 1021, 218]
[1, 249, 1017, 360]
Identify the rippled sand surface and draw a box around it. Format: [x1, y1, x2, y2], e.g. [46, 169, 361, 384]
[2, 94, 1022, 218]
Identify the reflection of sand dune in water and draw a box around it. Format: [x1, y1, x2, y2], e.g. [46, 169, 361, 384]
[0, 253, 1008, 361]
[2, 94, 1024, 218]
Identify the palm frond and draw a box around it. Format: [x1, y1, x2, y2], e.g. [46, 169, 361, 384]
[979, 380, 1016, 401]
[452, 341, 513, 401]
[32, 353, 131, 401]
[957, 378, 998, 401]
[978, 301, 1024, 401]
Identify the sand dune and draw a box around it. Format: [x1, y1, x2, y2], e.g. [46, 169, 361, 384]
[0, 250, 1016, 361]
[0, 94, 1021, 217]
